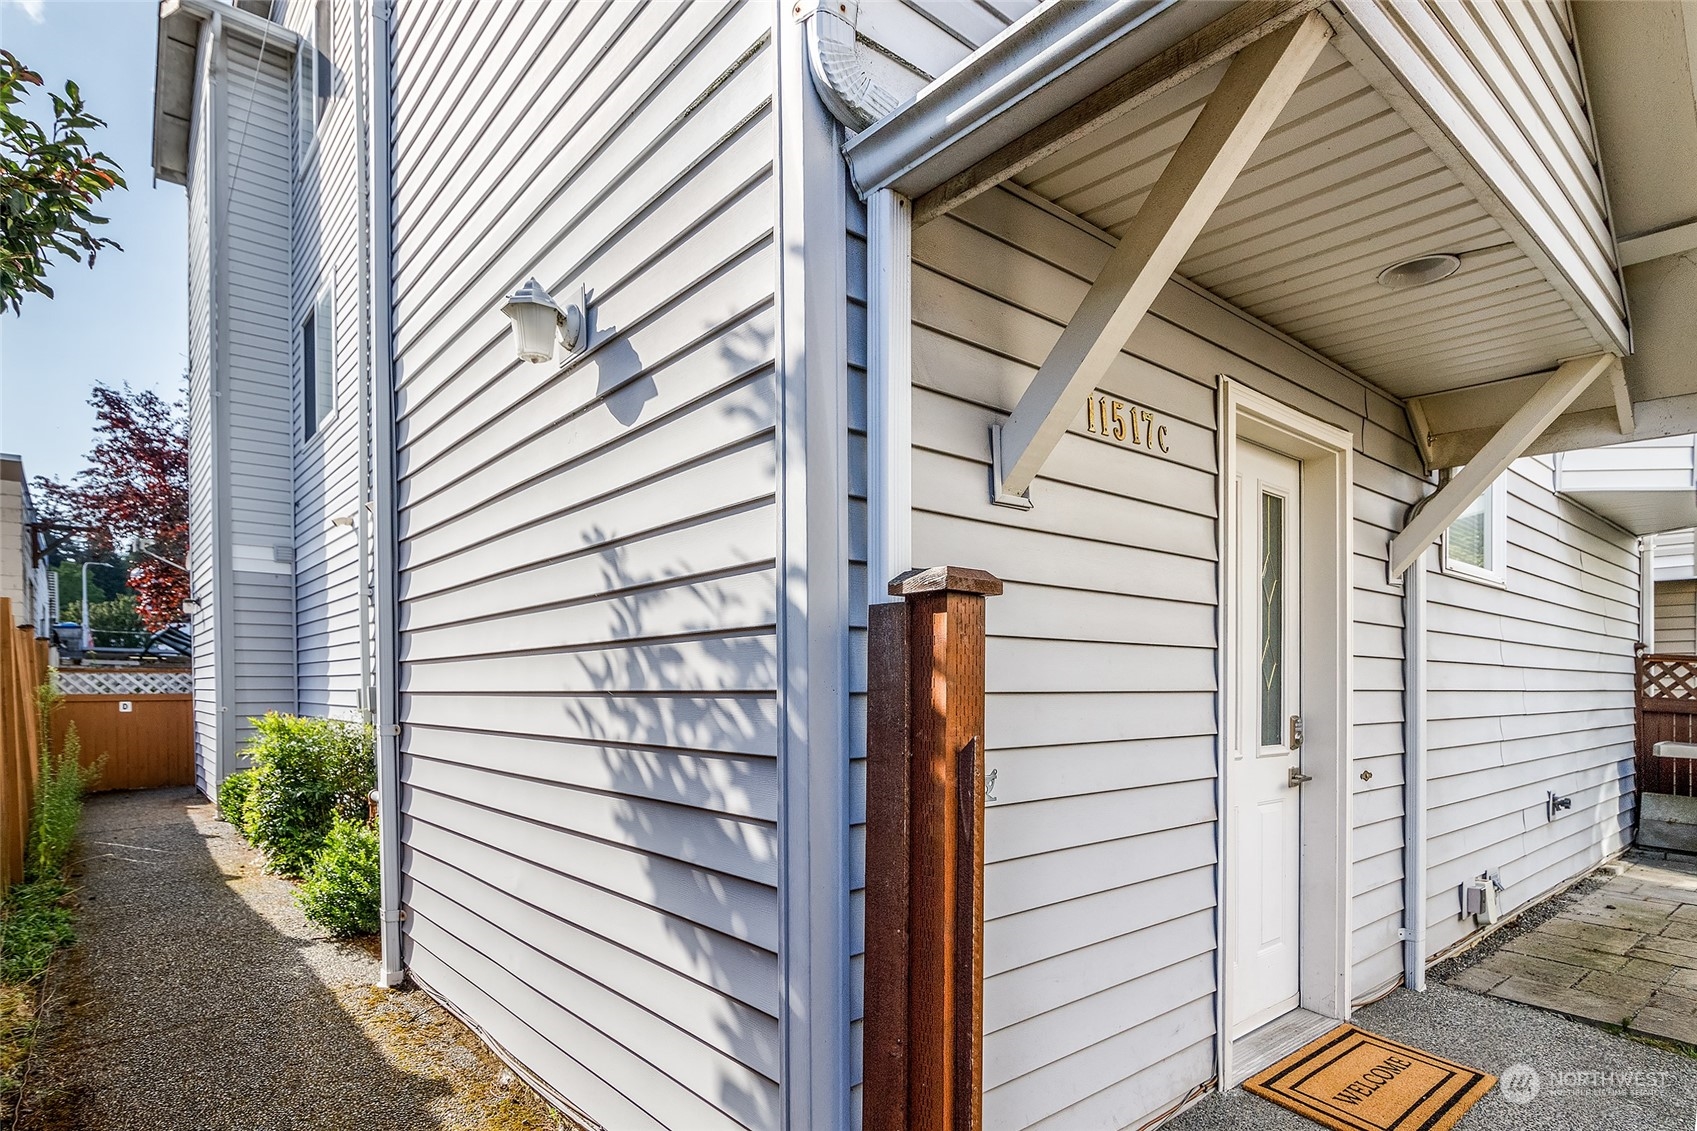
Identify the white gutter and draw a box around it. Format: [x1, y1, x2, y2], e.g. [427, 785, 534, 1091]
[367, 0, 404, 990]
[840, 0, 1198, 198]
[1402, 547, 1429, 991]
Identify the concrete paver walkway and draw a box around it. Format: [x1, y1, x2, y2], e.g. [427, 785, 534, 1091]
[15, 788, 565, 1131]
[1445, 849, 1697, 1046]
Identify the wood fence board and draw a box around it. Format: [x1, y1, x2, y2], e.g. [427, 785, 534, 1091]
[52, 695, 195, 793]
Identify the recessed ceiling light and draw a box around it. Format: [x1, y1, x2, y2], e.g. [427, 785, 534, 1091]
[1377, 253, 1461, 289]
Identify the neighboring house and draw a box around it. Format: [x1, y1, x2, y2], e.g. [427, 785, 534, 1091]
[151, 3, 1697, 1131]
[1553, 434, 1697, 653]
[1, 455, 56, 635]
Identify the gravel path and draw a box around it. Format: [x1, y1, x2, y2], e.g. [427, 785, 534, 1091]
[15, 788, 566, 1131]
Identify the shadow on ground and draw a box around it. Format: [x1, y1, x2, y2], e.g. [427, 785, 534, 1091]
[17, 788, 553, 1131]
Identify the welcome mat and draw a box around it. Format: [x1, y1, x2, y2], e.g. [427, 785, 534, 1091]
[1244, 1024, 1497, 1131]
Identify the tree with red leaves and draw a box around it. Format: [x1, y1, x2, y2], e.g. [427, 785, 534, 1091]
[36, 384, 189, 631]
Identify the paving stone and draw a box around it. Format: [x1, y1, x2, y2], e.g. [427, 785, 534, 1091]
[1632, 932, 1697, 964]
[1661, 919, 1697, 942]
[1664, 966, 1697, 993]
[1541, 918, 1646, 954]
[1628, 1006, 1697, 1047]
[1573, 970, 1658, 1013]
[1630, 881, 1697, 903]
[1447, 964, 1510, 995]
[1614, 956, 1679, 985]
[1649, 980, 1697, 1009]
[1571, 906, 1681, 935]
[1476, 950, 1588, 988]
[1502, 932, 1630, 972]
[1489, 977, 1637, 1027]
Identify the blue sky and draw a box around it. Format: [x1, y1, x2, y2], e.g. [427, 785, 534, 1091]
[0, 0, 188, 487]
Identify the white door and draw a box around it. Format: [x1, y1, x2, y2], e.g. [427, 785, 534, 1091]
[1230, 441, 1303, 1038]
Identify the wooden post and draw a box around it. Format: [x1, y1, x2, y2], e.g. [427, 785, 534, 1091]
[865, 565, 1002, 1131]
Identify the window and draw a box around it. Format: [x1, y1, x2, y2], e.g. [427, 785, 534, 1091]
[1443, 472, 1508, 585]
[302, 290, 334, 441]
[296, 0, 331, 167]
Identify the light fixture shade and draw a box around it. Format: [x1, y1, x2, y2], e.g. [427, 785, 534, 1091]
[500, 277, 563, 363]
[1377, 253, 1461, 289]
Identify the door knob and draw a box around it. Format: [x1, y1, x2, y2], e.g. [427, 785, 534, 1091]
[1288, 767, 1313, 787]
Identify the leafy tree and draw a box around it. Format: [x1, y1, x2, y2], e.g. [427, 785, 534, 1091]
[35, 385, 189, 630]
[60, 594, 146, 639]
[1, 49, 125, 314]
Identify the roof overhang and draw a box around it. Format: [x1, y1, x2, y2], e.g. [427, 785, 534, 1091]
[1553, 438, 1697, 537]
[151, 0, 297, 186]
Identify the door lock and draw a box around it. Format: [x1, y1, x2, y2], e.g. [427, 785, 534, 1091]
[1289, 714, 1304, 750]
[1288, 766, 1313, 787]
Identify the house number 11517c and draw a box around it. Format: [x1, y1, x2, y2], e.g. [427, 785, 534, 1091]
[1085, 395, 1170, 453]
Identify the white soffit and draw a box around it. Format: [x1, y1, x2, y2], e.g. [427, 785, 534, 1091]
[1010, 39, 1600, 403]
[1554, 437, 1697, 537]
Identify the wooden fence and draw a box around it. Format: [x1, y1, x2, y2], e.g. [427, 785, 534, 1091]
[1635, 652, 1697, 798]
[1, 597, 50, 891]
[51, 693, 194, 792]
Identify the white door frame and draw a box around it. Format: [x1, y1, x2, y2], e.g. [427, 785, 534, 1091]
[1217, 379, 1355, 1087]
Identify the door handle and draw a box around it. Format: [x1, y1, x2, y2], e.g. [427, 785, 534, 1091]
[1288, 767, 1313, 787]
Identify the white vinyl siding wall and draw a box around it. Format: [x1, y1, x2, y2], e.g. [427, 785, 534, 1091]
[187, 35, 217, 795]
[1424, 462, 1638, 957]
[288, 0, 365, 719]
[221, 34, 300, 759]
[387, 2, 782, 1127]
[898, 186, 1424, 1131]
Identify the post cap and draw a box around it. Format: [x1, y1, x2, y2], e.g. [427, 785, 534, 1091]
[888, 565, 1004, 598]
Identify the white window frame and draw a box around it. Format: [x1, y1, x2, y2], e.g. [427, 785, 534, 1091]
[1441, 472, 1508, 586]
[301, 286, 335, 444]
[295, 1, 330, 177]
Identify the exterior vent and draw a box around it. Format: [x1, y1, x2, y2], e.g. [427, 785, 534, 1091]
[273, 543, 295, 564]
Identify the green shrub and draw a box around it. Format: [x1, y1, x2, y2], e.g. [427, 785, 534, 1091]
[240, 713, 375, 876]
[217, 768, 255, 831]
[295, 814, 380, 937]
[0, 880, 73, 983]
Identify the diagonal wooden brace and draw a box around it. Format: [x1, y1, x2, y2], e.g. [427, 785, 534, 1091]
[1387, 352, 1620, 579]
[991, 10, 1332, 504]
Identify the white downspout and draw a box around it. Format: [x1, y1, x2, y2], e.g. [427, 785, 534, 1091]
[797, 0, 898, 131]
[353, 0, 373, 729]
[366, 0, 404, 990]
[1402, 547, 1429, 991]
[1640, 534, 1656, 650]
[865, 189, 912, 598]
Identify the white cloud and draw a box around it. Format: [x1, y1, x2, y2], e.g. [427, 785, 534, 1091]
[12, 0, 46, 23]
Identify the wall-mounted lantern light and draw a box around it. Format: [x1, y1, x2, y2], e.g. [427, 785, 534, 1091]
[500, 277, 584, 364]
[330, 514, 356, 529]
[181, 598, 203, 618]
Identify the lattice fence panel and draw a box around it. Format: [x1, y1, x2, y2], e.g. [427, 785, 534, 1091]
[55, 669, 192, 696]
[1639, 655, 1697, 705]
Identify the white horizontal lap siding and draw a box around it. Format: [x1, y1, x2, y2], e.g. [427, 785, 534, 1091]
[1424, 458, 1638, 957]
[288, 0, 365, 720]
[901, 187, 1433, 1128]
[1655, 581, 1697, 654]
[220, 33, 299, 760]
[188, 54, 217, 795]
[387, 1, 781, 1128]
